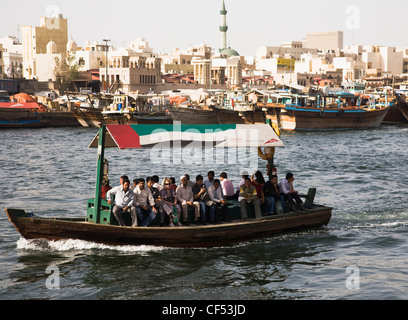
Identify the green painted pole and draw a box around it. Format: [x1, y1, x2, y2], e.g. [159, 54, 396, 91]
[94, 124, 106, 224]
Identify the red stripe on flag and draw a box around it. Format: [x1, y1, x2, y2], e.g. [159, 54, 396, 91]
[106, 125, 141, 149]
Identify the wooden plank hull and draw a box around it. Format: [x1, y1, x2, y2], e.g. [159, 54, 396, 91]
[383, 105, 408, 124]
[73, 109, 172, 127]
[5, 207, 332, 248]
[395, 94, 408, 121]
[0, 109, 81, 128]
[169, 107, 219, 124]
[268, 106, 389, 130]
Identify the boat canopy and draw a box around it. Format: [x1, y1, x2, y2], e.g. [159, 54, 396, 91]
[0, 102, 45, 110]
[89, 124, 284, 149]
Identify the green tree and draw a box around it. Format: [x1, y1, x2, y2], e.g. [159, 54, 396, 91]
[54, 52, 79, 95]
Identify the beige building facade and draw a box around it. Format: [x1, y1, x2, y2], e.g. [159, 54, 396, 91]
[21, 14, 68, 79]
[99, 48, 162, 93]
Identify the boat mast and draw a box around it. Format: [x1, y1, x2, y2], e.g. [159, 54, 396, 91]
[93, 124, 106, 223]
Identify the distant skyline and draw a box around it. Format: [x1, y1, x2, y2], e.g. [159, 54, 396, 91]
[3, 0, 408, 56]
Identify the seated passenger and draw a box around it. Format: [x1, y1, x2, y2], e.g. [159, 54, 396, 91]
[107, 178, 138, 227]
[169, 177, 177, 191]
[101, 177, 111, 200]
[160, 178, 181, 227]
[133, 178, 158, 226]
[236, 170, 249, 198]
[263, 175, 285, 215]
[239, 177, 262, 220]
[208, 179, 230, 223]
[219, 172, 236, 200]
[151, 175, 163, 191]
[251, 170, 267, 213]
[279, 172, 305, 212]
[176, 176, 200, 225]
[204, 170, 215, 189]
[192, 174, 209, 224]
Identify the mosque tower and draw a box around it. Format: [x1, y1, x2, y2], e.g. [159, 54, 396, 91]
[219, 0, 228, 53]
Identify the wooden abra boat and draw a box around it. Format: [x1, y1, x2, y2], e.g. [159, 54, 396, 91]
[5, 206, 332, 248]
[5, 123, 332, 248]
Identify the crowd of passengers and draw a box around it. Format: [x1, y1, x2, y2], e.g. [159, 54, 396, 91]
[102, 170, 306, 227]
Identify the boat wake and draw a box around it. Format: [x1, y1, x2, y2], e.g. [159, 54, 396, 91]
[16, 237, 169, 254]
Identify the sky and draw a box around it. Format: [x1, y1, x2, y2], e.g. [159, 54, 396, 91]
[2, 0, 408, 56]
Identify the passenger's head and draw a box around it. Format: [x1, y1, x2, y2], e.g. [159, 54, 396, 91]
[123, 179, 130, 191]
[163, 178, 172, 188]
[286, 172, 294, 182]
[220, 172, 227, 180]
[207, 171, 215, 180]
[241, 170, 249, 179]
[180, 175, 188, 186]
[146, 177, 154, 188]
[244, 177, 251, 186]
[213, 179, 221, 188]
[254, 171, 265, 184]
[120, 175, 129, 185]
[195, 174, 204, 184]
[270, 175, 278, 184]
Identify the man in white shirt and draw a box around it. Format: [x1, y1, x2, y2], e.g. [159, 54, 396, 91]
[208, 179, 230, 223]
[133, 178, 158, 226]
[107, 178, 138, 227]
[176, 176, 199, 225]
[279, 172, 305, 212]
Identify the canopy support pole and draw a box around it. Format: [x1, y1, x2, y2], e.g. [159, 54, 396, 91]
[93, 124, 106, 223]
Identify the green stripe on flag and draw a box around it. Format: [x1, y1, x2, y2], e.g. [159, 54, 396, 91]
[129, 124, 237, 136]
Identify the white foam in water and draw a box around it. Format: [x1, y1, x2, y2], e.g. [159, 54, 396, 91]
[16, 237, 168, 253]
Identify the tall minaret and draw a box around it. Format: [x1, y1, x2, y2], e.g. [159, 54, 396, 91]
[219, 0, 228, 53]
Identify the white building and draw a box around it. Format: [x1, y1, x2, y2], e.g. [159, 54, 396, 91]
[333, 56, 366, 82]
[304, 31, 343, 52]
[73, 41, 107, 72]
[0, 36, 23, 79]
[160, 43, 212, 74]
[256, 41, 318, 62]
[362, 45, 403, 76]
[295, 53, 334, 75]
[35, 40, 63, 81]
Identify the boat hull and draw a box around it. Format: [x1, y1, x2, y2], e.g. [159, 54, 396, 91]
[73, 109, 172, 127]
[5, 207, 332, 248]
[382, 105, 408, 124]
[395, 94, 408, 121]
[0, 107, 81, 128]
[169, 106, 219, 124]
[268, 106, 389, 130]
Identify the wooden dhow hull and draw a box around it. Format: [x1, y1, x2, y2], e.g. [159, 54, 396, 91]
[73, 108, 172, 128]
[5, 207, 332, 248]
[395, 94, 408, 122]
[269, 106, 390, 130]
